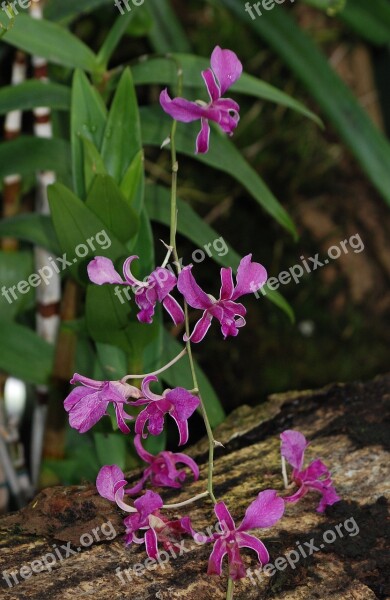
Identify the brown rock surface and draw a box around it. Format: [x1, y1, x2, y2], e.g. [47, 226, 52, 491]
[0, 375, 389, 599]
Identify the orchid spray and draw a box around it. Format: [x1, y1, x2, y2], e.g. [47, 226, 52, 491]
[64, 47, 339, 599]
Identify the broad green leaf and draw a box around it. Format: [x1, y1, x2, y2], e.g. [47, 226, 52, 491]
[71, 70, 107, 199]
[340, 0, 390, 45]
[82, 136, 108, 195]
[161, 330, 225, 428]
[120, 150, 145, 215]
[0, 319, 53, 385]
[96, 342, 127, 379]
[147, 0, 191, 53]
[0, 81, 70, 115]
[97, 11, 135, 69]
[0, 251, 34, 319]
[145, 184, 294, 321]
[94, 433, 127, 470]
[0, 137, 71, 182]
[86, 285, 133, 354]
[45, 0, 113, 22]
[220, 0, 390, 209]
[2, 14, 100, 72]
[132, 56, 321, 125]
[48, 183, 127, 282]
[0, 214, 60, 254]
[126, 5, 154, 37]
[101, 68, 142, 183]
[85, 175, 140, 244]
[141, 107, 297, 237]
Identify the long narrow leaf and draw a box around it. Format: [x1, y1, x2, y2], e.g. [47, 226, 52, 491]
[141, 107, 297, 237]
[0, 136, 71, 181]
[220, 0, 390, 208]
[0, 81, 70, 115]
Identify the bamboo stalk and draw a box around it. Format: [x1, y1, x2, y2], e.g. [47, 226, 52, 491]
[29, 0, 61, 489]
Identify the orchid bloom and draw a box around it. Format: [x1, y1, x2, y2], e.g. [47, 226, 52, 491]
[123, 490, 192, 558]
[130, 376, 200, 446]
[96, 465, 137, 513]
[205, 490, 285, 580]
[160, 46, 243, 153]
[126, 434, 199, 494]
[280, 430, 340, 513]
[87, 255, 184, 325]
[177, 254, 267, 343]
[64, 374, 141, 434]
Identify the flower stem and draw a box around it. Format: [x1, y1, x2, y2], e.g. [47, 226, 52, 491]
[121, 348, 187, 382]
[226, 577, 234, 600]
[167, 80, 217, 505]
[162, 491, 209, 509]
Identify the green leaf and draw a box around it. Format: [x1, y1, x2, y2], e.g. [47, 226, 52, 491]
[101, 68, 142, 183]
[85, 175, 140, 244]
[141, 107, 297, 237]
[220, 0, 390, 209]
[45, 0, 113, 22]
[94, 433, 127, 470]
[340, 0, 390, 45]
[132, 56, 321, 125]
[71, 70, 108, 199]
[145, 183, 294, 321]
[0, 251, 34, 319]
[0, 81, 70, 115]
[2, 14, 100, 72]
[96, 342, 127, 379]
[81, 136, 108, 195]
[0, 214, 60, 254]
[147, 0, 191, 53]
[48, 183, 127, 282]
[0, 319, 53, 385]
[97, 11, 135, 69]
[120, 150, 145, 215]
[0, 137, 71, 182]
[161, 330, 225, 428]
[126, 5, 154, 37]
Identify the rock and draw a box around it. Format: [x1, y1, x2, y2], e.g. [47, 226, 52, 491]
[0, 374, 389, 599]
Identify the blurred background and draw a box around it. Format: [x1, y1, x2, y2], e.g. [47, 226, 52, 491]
[0, 0, 389, 513]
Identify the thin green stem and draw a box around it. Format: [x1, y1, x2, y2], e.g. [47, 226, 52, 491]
[167, 67, 217, 505]
[226, 577, 234, 600]
[162, 491, 209, 510]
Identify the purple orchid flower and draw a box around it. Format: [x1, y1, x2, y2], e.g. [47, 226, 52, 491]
[64, 374, 141, 434]
[96, 465, 137, 513]
[123, 490, 192, 558]
[126, 434, 199, 494]
[87, 255, 184, 325]
[280, 430, 341, 513]
[177, 254, 267, 343]
[130, 376, 200, 446]
[160, 46, 243, 153]
[204, 490, 285, 580]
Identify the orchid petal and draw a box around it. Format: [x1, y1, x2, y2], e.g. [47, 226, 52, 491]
[122, 255, 144, 287]
[67, 391, 108, 433]
[134, 434, 153, 463]
[202, 68, 220, 102]
[210, 46, 243, 95]
[280, 430, 309, 470]
[141, 375, 162, 401]
[196, 118, 210, 154]
[134, 490, 163, 522]
[220, 267, 234, 300]
[236, 531, 269, 566]
[165, 388, 200, 420]
[177, 265, 213, 309]
[144, 527, 159, 560]
[96, 465, 126, 502]
[207, 538, 227, 576]
[174, 453, 199, 481]
[160, 89, 208, 122]
[239, 490, 285, 531]
[186, 311, 213, 343]
[231, 254, 268, 300]
[214, 502, 236, 531]
[87, 256, 124, 285]
[162, 294, 185, 325]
